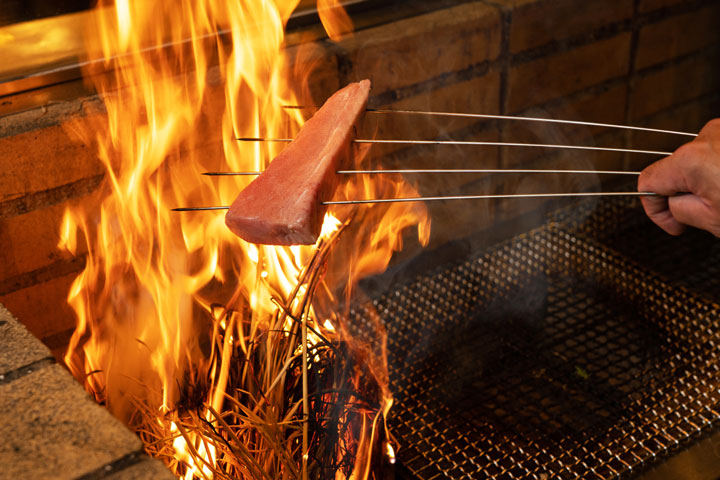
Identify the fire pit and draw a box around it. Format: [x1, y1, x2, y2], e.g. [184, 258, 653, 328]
[1, 1, 720, 479]
[352, 194, 720, 479]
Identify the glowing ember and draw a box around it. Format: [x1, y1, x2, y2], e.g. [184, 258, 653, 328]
[59, 0, 430, 478]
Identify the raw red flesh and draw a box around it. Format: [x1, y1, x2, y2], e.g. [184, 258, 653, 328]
[225, 79, 371, 245]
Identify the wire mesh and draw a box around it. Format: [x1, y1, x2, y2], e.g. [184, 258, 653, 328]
[350, 196, 720, 479]
[551, 196, 720, 301]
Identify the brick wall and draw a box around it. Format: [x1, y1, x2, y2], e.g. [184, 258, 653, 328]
[1, 0, 719, 353]
[0, 304, 174, 479]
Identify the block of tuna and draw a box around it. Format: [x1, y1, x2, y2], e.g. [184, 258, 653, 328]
[225, 79, 371, 245]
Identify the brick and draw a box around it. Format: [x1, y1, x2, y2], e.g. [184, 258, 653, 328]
[42, 328, 75, 363]
[0, 93, 103, 139]
[491, 130, 626, 228]
[639, 100, 717, 146]
[504, 84, 628, 167]
[636, 4, 720, 70]
[393, 125, 501, 249]
[0, 272, 78, 340]
[0, 193, 95, 285]
[392, 127, 502, 196]
[638, 0, 693, 13]
[105, 457, 175, 479]
[630, 49, 720, 120]
[330, 123, 501, 251]
[491, 129, 628, 231]
[380, 71, 501, 130]
[0, 303, 52, 374]
[507, 33, 631, 113]
[585, 130, 630, 174]
[349, 126, 502, 249]
[344, 66, 501, 250]
[627, 96, 720, 172]
[503, 128, 628, 175]
[284, 41, 340, 107]
[338, 2, 501, 94]
[423, 177, 499, 249]
[0, 364, 143, 479]
[507, 0, 633, 53]
[536, 84, 628, 137]
[0, 118, 105, 204]
[362, 72, 502, 159]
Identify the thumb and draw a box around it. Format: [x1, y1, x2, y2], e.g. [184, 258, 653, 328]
[637, 153, 692, 196]
[639, 195, 686, 235]
[638, 160, 688, 235]
[668, 194, 714, 233]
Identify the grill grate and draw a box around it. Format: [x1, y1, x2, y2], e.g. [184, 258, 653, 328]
[551, 196, 720, 301]
[351, 196, 720, 479]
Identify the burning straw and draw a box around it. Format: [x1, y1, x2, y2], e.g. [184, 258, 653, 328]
[58, 1, 429, 478]
[117, 221, 389, 479]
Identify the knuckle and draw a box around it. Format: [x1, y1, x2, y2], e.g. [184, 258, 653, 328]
[704, 118, 720, 132]
[698, 119, 720, 139]
[637, 168, 654, 191]
[674, 143, 706, 175]
[674, 142, 697, 159]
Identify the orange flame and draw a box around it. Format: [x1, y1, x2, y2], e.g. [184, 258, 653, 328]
[317, 0, 354, 41]
[60, 0, 429, 477]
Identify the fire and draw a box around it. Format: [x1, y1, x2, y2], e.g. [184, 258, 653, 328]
[59, 0, 429, 478]
[317, 0, 354, 41]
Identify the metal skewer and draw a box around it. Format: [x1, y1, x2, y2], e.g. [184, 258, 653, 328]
[339, 169, 641, 175]
[203, 169, 641, 176]
[173, 206, 230, 211]
[181, 106, 681, 212]
[171, 191, 657, 211]
[283, 106, 698, 138]
[322, 192, 657, 205]
[236, 137, 671, 156]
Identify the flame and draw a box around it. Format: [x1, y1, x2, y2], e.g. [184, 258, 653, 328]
[317, 0, 354, 41]
[60, 0, 429, 478]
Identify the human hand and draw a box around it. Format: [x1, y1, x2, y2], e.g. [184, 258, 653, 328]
[637, 119, 720, 237]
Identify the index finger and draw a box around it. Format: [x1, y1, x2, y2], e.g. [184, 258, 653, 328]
[638, 189, 687, 236]
[637, 152, 692, 196]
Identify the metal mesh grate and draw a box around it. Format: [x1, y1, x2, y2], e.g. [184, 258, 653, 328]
[551, 196, 720, 301]
[350, 196, 720, 479]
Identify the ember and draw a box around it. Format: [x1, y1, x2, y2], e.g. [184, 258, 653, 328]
[58, 0, 429, 478]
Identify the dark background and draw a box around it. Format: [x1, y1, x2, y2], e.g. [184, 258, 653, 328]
[1, 1, 93, 26]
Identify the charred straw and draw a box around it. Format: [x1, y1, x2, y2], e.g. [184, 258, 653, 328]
[126, 219, 386, 479]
